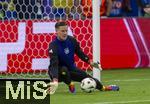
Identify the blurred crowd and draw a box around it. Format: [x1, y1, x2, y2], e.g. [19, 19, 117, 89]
[0, 0, 150, 20]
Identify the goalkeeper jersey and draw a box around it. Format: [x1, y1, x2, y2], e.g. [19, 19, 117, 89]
[48, 36, 89, 79]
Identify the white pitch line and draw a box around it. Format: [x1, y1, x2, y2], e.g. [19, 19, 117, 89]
[103, 78, 150, 82]
[86, 100, 150, 104]
[59, 78, 150, 85]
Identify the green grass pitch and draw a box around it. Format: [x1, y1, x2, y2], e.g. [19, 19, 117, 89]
[50, 69, 150, 104]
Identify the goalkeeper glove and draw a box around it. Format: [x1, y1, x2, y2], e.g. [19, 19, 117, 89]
[90, 61, 102, 71]
[45, 79, 58, 95]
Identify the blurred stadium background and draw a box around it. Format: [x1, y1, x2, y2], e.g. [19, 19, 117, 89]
[0, 0, 150, 104]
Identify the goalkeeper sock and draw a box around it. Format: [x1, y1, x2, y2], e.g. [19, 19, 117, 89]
[68, 82, 76, 93]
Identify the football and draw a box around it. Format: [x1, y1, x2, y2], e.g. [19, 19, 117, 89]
[80, 78, 96, 93]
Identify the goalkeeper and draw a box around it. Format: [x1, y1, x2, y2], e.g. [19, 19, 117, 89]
[47, 21, 119, 94]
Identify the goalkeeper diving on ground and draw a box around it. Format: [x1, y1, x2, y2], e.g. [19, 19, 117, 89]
[46, 21, 119, 95]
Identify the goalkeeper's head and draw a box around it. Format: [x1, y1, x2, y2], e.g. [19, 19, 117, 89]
[55, 21, 68, 41]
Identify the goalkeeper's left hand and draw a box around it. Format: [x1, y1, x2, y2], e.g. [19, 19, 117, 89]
[45, 79, 58, 95]
[89, 61, 102, 71]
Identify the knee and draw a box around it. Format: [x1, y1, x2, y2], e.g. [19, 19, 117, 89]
[60, 66, 68, 75]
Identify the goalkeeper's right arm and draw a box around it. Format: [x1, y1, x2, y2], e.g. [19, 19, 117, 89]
[47, 43, 59, 95]
[48, 42, 59, 80]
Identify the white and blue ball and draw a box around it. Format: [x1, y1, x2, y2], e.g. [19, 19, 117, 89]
[80, 78, 96, 93]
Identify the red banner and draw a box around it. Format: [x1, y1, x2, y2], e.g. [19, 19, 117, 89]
[0, 18, 150, 73]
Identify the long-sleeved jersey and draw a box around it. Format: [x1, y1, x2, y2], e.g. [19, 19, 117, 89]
[48, 36, 90, 79]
